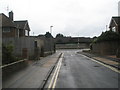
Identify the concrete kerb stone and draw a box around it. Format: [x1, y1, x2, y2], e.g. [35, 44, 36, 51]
[77, 52, 120, 70]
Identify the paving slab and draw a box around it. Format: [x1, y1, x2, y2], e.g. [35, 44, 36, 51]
[2, 52, 61, 88]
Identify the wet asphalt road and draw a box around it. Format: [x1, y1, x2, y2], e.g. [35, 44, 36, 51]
[56, 49, 119, 88]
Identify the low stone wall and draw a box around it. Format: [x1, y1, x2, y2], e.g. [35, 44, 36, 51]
[92, 41, 119, 55]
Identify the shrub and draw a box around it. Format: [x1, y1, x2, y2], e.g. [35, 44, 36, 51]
[2, 43, 16, 64]
[92, 31, 120, 43]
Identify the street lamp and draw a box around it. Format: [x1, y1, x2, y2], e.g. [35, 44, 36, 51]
[50, 26, 53, 35]
[78, 37, 79, 49]
[50, 26, 53, 54]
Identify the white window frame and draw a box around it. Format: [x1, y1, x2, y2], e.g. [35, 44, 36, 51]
[112, 27, 116, 32]
[25, 30, 28, 36]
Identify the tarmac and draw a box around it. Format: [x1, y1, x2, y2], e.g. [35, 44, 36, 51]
[77, 51, 120, 70]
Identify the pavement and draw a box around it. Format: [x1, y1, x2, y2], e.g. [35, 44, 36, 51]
[2, 52, 61, 88]
[77, 51, 120, 69]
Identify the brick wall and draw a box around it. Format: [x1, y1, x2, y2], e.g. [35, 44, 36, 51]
[2, 27, 18, 38]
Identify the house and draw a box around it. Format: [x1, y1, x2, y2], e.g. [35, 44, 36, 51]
[1, 11, 56, 60]
[1, 11, 30, 38]
[1, 13, 16, 37]
[0, 11, 55, 59]
[109, 17, 120, 34]
[1, 11, 39, 59]
[14, 20, 30, 37]
[91, 17, 120, 56]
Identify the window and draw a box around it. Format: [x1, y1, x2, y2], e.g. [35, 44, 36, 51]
[25, 30, 28, 36]
[112, 27, 116, 32]
[2, 28, 10, 33]
[34, 41, 37, 48]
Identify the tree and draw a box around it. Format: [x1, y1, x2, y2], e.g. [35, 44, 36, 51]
[92, 31, 120, 43]
[45, 32, 53, 38]
[56, 33, 64, 38]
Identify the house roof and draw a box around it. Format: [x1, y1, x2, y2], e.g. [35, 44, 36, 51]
[112, 17, 120, 25]
[109, 17, 120, 27]
[14, 20, 30, 31]
[0, 13, 30, 31]
[0, 13, 15, 27]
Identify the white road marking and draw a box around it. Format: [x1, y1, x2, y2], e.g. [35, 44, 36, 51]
[48, 53, 64, 89]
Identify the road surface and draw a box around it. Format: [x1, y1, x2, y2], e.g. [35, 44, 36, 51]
[2, 49, 119, 89]
[55, 49, 119, 88]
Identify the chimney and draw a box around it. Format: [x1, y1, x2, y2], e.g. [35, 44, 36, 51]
[9, 11, 13, 21]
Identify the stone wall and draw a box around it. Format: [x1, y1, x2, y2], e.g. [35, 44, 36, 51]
[2, 36, 56, 59]
[92, 41, 119, 55]
[2, 37, 40, 59]
[39, 37, 55, 56]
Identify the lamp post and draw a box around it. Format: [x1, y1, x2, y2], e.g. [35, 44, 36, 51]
[50, 26, 53, 35]
[50, 26, 53, 54]
[78, 37, 79, 49]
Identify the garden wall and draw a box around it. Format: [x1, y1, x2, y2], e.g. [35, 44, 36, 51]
[92, 41, 119, 55]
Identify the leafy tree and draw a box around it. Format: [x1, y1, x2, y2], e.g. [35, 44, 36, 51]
[92, 31, 120, 43]
[56, 33, 64, 38]
[45, 32, 53, 38]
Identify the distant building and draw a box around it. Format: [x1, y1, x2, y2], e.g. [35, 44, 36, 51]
[55, 36, 92, 44]
[109, 17, 120, 34]
[55, 36, 92, 49]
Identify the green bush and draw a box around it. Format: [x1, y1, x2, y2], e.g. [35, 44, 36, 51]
[2, 43, 17, 64]
[93, 31, 120, 43]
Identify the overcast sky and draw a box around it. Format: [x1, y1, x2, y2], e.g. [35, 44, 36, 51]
[0, 0, 119, 37]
